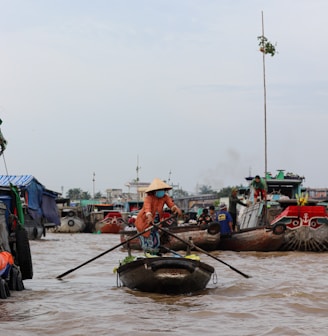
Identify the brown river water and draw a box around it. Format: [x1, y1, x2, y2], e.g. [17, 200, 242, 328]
[0, 233, 327, 336]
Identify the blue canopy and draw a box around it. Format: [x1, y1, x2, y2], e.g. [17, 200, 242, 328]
[0, 175, 60, 225]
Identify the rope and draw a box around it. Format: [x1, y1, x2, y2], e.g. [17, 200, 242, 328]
[1, 152, 9, 175]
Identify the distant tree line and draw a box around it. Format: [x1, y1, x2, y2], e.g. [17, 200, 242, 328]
[65, 184, 242, 201]
[65, 188, 102, 200]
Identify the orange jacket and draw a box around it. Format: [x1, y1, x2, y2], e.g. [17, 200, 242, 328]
[135, 194, 175, 237]
[0, 251, 14, 275]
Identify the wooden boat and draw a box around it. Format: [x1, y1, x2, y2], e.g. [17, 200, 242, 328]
[0, 123, 33, 298]
[0, 198, 31, 299]
[53, 200, 86, 233]
[217, 200, 285, 252]
[120, 222, 221, 251]
[94, 211, 126, 233]
[117, 256, 215, 294]
[48, 207, 86, 233]
[0, 175, 61, 239]
[237, 170, 328, 252]
[270, 203, 328, 252]
[219, 227, 285, 252]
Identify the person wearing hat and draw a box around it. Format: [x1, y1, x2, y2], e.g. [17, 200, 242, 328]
[228, 187, 247, 232]
[216, 203, 233, 235]
[251, 175, 267, 203]
[135, 178, 182, 254]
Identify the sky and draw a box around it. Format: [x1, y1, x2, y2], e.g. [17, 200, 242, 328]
[1, 0, 328, 196]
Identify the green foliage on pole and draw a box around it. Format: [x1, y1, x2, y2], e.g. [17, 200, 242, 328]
[257, 35, 277, 56]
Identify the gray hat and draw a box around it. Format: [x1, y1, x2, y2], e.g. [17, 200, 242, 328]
[219, 203, 227, 210]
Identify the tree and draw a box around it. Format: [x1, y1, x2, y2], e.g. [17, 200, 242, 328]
[81, 191, 91, 200]
[172, 188, 189, 198]
[94, 191, 103, 199]
[198, 185, 215, 195]
[217, 187, 233, 198]
[66, 188, 91, 200]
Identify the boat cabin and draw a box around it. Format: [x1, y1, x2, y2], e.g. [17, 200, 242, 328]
[0, 175, 61, 239]
[238, 170, 308, 230]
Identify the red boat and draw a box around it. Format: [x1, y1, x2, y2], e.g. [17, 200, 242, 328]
[237, 170, 328, 252]
[94, 211, 126, 234]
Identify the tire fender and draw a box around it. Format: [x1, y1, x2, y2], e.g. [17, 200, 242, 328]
[272, 223, 286, 235]
[207, 222, 221, 235]
[15, 228, 33, 280]
[68, 219, 75, 227]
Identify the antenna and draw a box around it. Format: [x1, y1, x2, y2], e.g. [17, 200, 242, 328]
[136, 155, 141, 182]
[136, 155, 141, 203]
[93, 172, 95, 199]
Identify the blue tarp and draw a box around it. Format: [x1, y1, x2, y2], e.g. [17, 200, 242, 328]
[0, 175, 60, 226]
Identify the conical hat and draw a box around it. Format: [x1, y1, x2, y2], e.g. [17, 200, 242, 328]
[145, 178, 172, 193]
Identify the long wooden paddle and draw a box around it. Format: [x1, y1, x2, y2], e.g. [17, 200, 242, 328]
[56, 216, 175, 279]
[157, 226, 251, 279]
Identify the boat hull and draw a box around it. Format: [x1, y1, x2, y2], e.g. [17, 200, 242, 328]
[24, 215, 44, 240]
[53, 216, 86, 233]
[120, 224, 220, 251]
[280, 225, 328, 252]
[219, 227, 285, 252]
[95, 217, 125, 234]
[270, 205, 328, 252]
[117, 257, 214, 294]
[97, 223, 122, 233]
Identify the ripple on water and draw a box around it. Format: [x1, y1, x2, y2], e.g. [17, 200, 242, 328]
[1, 233, 328, 336]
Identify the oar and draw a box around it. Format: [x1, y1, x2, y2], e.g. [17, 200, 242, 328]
[56, 216, 175, 279]
[157, 226, 251, 279]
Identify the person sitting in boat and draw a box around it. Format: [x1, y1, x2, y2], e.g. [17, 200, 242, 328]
[216, 203, 233, 236]
[197, 208, 213, 230]
[134, 178, 182, 255]
[251, 175, 267, 203]
[229, 188, 247, 232]
[209, 205, 217, 222]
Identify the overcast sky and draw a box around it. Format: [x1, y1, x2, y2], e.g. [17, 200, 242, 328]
[1, 0, 328, 196]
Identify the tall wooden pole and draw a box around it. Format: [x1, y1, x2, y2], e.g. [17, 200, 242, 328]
[261, 11, 268, 180]
[92, 172, 95, 199]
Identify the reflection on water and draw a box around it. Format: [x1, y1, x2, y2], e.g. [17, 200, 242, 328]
[1, 233, 328, 336]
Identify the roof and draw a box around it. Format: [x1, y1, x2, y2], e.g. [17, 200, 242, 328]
[0, 175, 37, 188]
[0, 175, 59, 196]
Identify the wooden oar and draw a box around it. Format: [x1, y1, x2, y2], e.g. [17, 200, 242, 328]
[56, 216, 175, 279]
[157, 226, 251, 279]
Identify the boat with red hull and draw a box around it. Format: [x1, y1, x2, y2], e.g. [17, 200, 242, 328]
[95, 211, 126, 233]
[270, 204, 328, 251]
[234, 170, 328, 252]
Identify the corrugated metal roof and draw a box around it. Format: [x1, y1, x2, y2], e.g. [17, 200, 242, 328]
[0, 175, 36, 187]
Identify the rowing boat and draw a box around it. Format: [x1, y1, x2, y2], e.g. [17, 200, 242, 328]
[116, 255, 215, 294]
